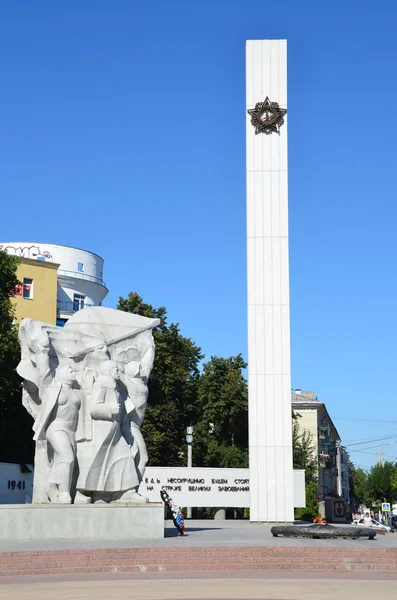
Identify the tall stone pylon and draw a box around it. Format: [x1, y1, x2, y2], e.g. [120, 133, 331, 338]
[246, 40, 294, 522]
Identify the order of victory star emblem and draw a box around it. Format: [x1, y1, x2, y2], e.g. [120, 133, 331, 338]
[247, 97, 287, 135]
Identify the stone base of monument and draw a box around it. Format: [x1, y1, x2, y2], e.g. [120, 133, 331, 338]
[0, 503, 164, 540]
[271, 523, 377, 539]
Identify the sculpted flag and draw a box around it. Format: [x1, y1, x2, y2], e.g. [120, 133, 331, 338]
[17, 307, 159, 504]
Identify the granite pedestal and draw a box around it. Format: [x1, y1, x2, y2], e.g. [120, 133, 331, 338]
[0, 503, 164, 540]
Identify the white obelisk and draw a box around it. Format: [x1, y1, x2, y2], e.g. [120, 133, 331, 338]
[246, 40, 294, 522]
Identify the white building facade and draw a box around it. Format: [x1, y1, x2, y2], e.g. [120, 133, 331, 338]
[0, 242, 108, 325]
[246, 40, 294, 522]
[291, 390, 351, 518]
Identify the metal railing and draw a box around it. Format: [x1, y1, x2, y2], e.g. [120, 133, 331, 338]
[57, 300, 96, 313]
[57, 269, 106, 287]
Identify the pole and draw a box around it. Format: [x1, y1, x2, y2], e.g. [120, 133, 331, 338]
[188, 443, 192, 469]
[187, 444, 192, 518]
[336, 443, 342, 498]
[186, 426, 193, 519]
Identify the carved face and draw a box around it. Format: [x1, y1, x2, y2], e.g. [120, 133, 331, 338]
[67, 366, 76, 380]
[57, 365, 76, 384]
[125, 361, 140, 378]
[109, 365, 120, 380]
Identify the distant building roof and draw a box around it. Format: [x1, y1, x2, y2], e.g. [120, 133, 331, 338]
[291, 389, 341, 442]
[291, 390, 319, 403]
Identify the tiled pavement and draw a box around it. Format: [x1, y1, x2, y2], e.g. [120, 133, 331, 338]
[1, 575, 397, 600]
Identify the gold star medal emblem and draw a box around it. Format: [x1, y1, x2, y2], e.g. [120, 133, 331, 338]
[247, 97, 287, 135]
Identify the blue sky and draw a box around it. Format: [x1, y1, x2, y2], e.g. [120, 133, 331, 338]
[1, 1, 397, 471]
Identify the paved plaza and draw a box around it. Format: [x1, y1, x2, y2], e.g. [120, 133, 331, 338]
[1, 521, 397, 597]
[1, 519, 396, 552]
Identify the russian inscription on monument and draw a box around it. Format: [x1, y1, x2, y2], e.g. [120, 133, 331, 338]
[139, 467, 305, 509]
[139, 467, 251, 508]
[17, 306, 159, 504]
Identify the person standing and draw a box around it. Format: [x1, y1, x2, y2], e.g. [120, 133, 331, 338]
[363, 512, 373, 528]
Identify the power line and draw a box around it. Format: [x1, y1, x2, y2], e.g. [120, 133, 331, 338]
[345, 435, 397, 448]
[336, 417, 397, 424]
[353, 450, 396, 458]
[344, 429, 397, 442]
[349, 441, 397, 453]
[335, 417, 397, 432]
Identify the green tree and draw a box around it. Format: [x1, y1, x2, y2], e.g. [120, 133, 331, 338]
[365, 462, 397, 506]
[0, 251, 34, 464]
[197, 355, 248, 446]
[193, 355, 248, 468]
[349, 464, 368, 505]
[117, 292, 203, 466]
[292, 412, 318, 487]
[391, 469, 397, 498]
[294, 485, 320, 521]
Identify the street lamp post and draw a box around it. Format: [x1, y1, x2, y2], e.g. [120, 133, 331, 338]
[186, 426, 193, 519]
[336, 443, 342, 498]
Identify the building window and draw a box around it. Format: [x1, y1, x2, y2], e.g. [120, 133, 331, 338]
[77, 263, 84, 272]
[73, 293, 85, 311]
[23, 278, 33, 299]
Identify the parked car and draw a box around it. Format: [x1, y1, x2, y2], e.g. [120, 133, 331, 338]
[353, 517, 393, 532]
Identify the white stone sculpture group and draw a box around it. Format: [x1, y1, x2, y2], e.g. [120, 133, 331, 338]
[17, 307, 159, 504]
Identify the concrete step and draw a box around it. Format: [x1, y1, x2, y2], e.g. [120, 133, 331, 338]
[3, 552, 396, 563]
[0, 547, 395, 557]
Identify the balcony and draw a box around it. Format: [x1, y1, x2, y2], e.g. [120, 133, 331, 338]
[57, 269, 106, 287]
[57, 300, 96, 314]
[319, 426, 329, 440]
[319, 453, 331, 468]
